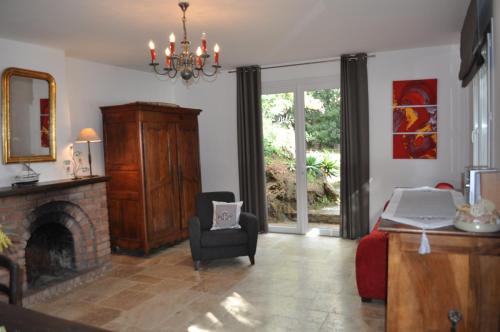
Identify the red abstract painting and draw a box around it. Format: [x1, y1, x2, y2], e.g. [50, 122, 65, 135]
[40, 99, 49, 148]
[393, 79, 437, 106]
[392, 79, 437, 159]
[393, 133, 437, 159]
[393, 106, 437, 133]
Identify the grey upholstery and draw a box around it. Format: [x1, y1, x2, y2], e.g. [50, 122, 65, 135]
[201, 229, 248, 248]
[188, 191, 259, 270]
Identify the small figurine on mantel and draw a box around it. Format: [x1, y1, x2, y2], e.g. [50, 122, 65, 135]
[12, 162, 40, 187]
[64, 145, 89, 180]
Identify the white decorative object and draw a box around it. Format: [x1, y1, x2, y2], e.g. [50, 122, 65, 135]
[382, 186, 465, 255]
[454, 199, 500, 233]
[382, 187, 465, 229]
[211, 201, 243, 230]
[13, 163, 40, 185]
[64, 145, 85, 179]
[418, 230, 431, 255]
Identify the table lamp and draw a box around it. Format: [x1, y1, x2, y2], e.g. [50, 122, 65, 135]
[75, 128, 102, 177]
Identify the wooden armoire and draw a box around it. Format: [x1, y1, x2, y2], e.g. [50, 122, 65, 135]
[100, 102, 202, 254]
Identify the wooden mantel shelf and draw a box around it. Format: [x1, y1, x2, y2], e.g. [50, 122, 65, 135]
[0, 176, 110, 198]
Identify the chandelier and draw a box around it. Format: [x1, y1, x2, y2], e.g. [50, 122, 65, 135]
[147, 1, 221, 81]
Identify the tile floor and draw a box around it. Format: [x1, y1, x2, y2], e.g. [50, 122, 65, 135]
[31, 233, 385, 331]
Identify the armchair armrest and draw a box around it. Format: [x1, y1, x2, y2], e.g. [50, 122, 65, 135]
[188, 216, 202, 261]
[239, 212, 258, 256]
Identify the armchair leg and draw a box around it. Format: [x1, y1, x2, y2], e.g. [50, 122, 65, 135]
[361, 297, 372, 303]
[194, 260, 200, 271]
[249, 255, 255, 265]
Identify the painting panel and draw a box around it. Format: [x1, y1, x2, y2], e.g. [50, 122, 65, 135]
[393, 133, 437, 159]
[393, 106, 437, 133]
[393, 79, 437, 106]
[40, 98, 50, 148]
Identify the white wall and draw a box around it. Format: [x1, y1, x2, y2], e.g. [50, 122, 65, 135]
[173, 61, 340, 198]
[0, 38, 175, 186]
[176, 45, 469, 229]
[65, 57, 175, 176]
[173, 74, 239, 196]
[0, 38, 71, 186]
[1, 38, 469, 230]
[368, 45, 469, 226]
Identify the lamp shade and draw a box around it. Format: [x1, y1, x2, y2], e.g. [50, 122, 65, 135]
[76, 128, 102, 143]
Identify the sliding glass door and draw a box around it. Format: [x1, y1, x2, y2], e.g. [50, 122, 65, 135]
[261, 92, 298, 229]
[303, 88, 341, 236]
[262, 79, 341, 236]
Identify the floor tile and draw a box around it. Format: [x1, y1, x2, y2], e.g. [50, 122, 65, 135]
[98, 289, 155, 311]
[28, 234, 385, 332]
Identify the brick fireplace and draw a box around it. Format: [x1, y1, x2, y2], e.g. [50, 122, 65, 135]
[0, 177, 111, 304]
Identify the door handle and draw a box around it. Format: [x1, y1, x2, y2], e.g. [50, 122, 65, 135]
[448, 309, 462, 332]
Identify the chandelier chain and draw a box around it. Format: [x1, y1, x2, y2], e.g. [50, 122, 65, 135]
[181, 6, 188, 44]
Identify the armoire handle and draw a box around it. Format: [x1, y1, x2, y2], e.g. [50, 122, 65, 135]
[448, 309, 462, 332]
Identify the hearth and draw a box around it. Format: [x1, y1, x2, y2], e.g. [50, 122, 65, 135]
[26, 222, 76, 289]
[0, 177, 111, 304]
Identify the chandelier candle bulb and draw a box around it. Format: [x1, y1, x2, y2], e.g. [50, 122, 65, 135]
[201, 32, 207, 53]
[165, 47, 172, 68]
[196, 46, 203, 67]
[169, 33, 176, 54]
[214, 43, 220, 65]
[148, 40, 156, 62]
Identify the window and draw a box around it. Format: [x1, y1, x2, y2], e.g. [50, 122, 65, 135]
[471, 32, 493, 166]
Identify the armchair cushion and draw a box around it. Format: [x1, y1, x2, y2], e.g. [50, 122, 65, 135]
[197, 192, 235, 231]
[201, 229, 248, 248]
[211, 201, 243, 230]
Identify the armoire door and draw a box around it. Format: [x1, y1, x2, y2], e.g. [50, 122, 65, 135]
[102, 114, 145, 250]
[142, 121, 181, 247]
[177, 116, 202, 236]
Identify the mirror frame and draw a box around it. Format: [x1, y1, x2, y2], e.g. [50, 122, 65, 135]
[2, 67, 57, 164]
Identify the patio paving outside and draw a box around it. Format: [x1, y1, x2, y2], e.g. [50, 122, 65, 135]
[269, 204, 341, 234]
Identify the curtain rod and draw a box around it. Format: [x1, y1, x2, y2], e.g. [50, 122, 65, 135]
[227, 54, 376, 73]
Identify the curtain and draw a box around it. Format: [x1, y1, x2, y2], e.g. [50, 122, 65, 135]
[340, 53, 370, 239]
[458, 0, 492, 87]
[236, 66, 268, 233]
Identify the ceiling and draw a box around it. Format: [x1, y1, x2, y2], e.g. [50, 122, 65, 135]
[0, 0, 469, 72]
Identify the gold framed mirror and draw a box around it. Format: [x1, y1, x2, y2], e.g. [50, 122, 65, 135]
[2, 67, 56, 163]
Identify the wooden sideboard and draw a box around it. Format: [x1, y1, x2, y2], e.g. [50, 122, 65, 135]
[380, 220, 500, 332]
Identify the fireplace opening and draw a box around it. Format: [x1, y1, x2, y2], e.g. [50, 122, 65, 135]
[25, 221, 77, 289]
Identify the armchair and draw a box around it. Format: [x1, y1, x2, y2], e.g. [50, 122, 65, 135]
[188, 192, 259, 270]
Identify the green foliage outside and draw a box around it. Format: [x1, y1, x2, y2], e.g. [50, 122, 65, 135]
[305, 89, 341, 149]
[262, 89, 341, 220]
